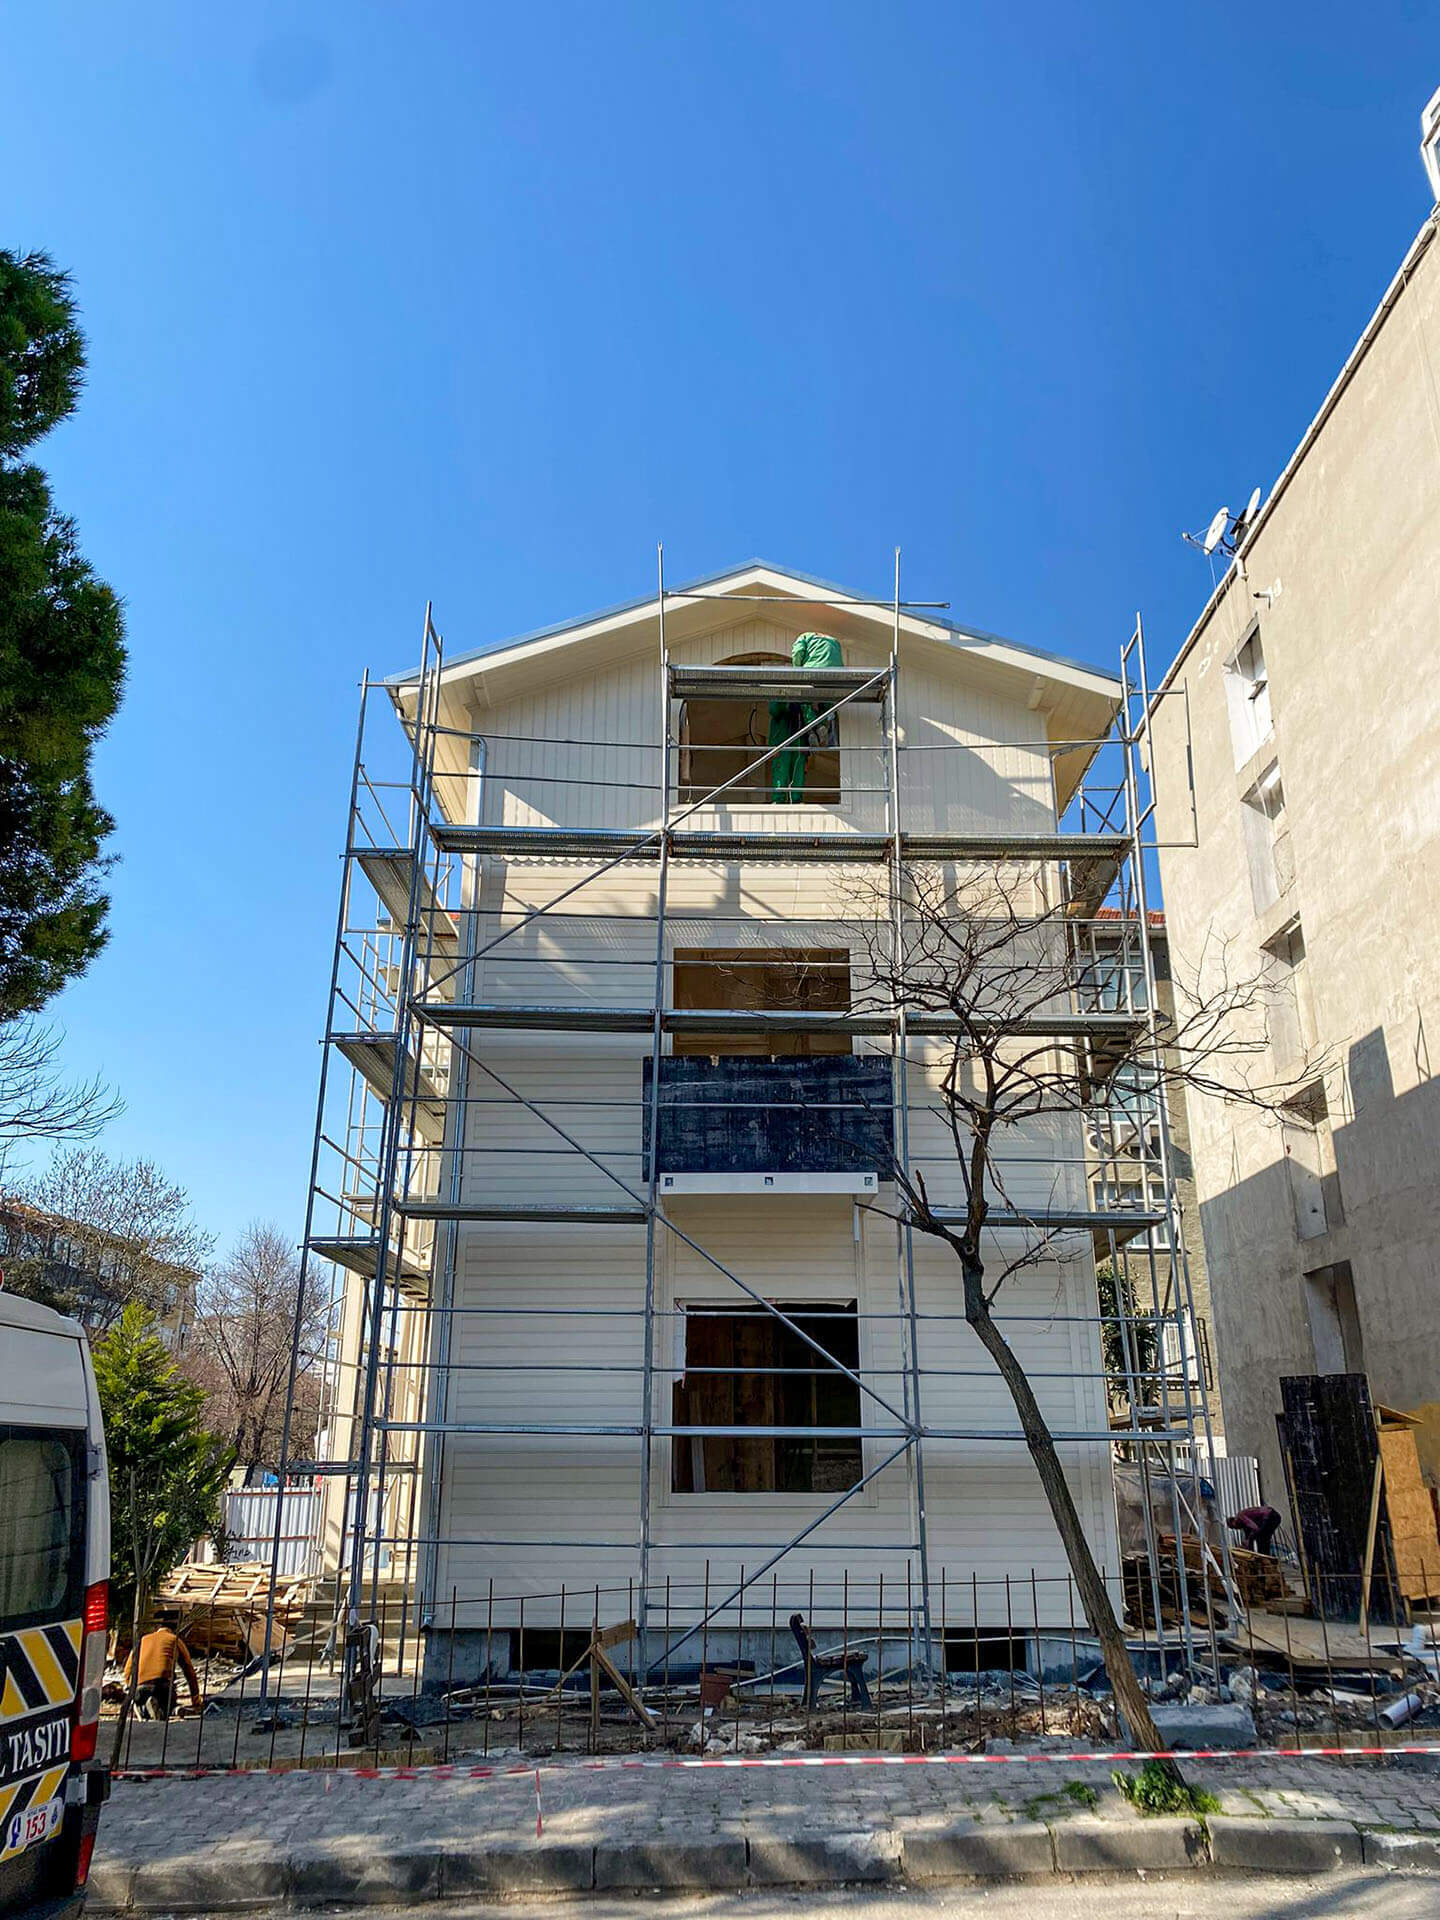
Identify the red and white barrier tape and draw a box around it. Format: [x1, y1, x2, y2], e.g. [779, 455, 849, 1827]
[114, 1741, 1440, 1784]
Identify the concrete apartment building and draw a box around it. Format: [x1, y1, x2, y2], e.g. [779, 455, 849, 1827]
[1149, 187, 1440, 1510]
[0, 1197, 197, 1351]
[300, 561, 1216, 1676]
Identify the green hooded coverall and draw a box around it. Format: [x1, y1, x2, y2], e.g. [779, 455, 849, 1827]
[768, 632, 844, 803]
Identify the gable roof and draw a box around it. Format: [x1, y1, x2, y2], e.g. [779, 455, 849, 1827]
[387, 560, 1122, 807]
[388, 558, 1118, 704]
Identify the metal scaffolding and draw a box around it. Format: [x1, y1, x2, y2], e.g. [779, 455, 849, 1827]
[265, 558, 1230, 1689]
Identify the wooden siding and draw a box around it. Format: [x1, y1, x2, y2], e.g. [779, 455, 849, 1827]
[423, 614, 1119, 1626]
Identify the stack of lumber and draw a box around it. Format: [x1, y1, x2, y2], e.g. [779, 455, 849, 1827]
[157, 1561, 311, 1662]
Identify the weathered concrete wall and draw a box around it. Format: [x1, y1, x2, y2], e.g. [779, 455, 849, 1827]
[1150, 215, 1440, 1512]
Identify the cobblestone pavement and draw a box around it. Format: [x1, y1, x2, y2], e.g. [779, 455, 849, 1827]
[96, 1749, 1440, 1867]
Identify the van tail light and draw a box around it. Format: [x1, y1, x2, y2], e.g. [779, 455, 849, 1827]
[74, 1828, 97, 1887]
[71, 1581, 108, 1764]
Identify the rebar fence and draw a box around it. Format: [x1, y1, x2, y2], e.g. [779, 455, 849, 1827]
[111, 1557, 1440, 1775]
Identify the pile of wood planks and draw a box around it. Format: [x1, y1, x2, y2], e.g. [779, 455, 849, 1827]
[157, 1561, 312, 1663]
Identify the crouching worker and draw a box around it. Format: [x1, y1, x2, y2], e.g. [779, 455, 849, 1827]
[1226, 1504, 1283, 1556]
[124, 1605, 203, 1718]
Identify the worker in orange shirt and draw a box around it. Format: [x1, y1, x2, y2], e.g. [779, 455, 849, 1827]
[124, 1606, 203, 1718]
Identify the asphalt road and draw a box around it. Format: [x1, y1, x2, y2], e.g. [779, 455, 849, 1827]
[192, 1873, 1436, 1920]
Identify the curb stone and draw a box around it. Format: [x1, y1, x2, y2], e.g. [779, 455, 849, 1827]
[747, 1831, 903, 1884]
[1362, 1829, 1440, 1873]
[1052, 1816, 1205, 1872]
[84, 1861, 134, 1911]
[88, 1815, 1440, 1908]
[129, 1851, 289, 1911]
[903, 1820, 1054, 1880]
[439, 1841, 594, 1894]
[594, 1839, 747, 1890]
[1208, 1815, 1363, 1872]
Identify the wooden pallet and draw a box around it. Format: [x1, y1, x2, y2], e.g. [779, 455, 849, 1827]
[156, 1561, 311, 1662]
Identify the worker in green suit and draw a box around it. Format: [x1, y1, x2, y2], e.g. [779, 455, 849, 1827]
[767, 698, 808, 804]
[768, 631, 846, 802]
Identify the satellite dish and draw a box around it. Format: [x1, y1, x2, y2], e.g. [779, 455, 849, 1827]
[1202, 506, 1231, 556]
[1232, 486, 1262, 541]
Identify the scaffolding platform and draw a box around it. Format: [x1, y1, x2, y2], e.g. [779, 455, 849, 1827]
[413, 1001, 1143, 1041]
[310, 1234, 431, 1297]
[669, 663, 888, 701]
[332, 1032, 448, 1142]
[432, 823, 1131, 867]
[356, 846, 459, 950]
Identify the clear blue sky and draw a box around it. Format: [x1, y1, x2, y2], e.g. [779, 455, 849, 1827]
[1, 2, 1434, 1251]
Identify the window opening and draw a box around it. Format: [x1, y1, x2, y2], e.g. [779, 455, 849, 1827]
[1240, 763, 1292, 913]
[943, 1629, 1031, 1674]
[1263, 917, 1315, 1069]
[508, 1628, 597, 1674]
[671, 947, 852, 1056]
[1282, 1081, 1345, 1239]
[671, 1302, 863, 1493]
[678, 652, 840, 805]
[1226, 627, 1273, 765]
[1303, 1260, 1365, 1376]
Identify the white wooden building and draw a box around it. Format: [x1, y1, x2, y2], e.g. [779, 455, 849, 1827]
[307, 562, 1163, 1681]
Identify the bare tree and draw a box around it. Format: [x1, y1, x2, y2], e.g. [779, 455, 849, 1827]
[854, 862, 1322, 1752]
[187, 1222, 325, 1484]
[8, 1145, 213, 1332]
[0, 1018, 119, 1183]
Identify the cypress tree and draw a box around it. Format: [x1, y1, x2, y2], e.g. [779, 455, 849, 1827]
[0, 250, 125, 1015]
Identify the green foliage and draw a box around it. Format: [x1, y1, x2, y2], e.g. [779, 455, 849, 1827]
[1096, 1260, 1159, 1391]
[92, 1304, 232, 1623]
[1023, 1779, 1099, 1821]
[0, 251, 83, 458]
[1111, 1760, 1220, 1817]
[0, 250, 125, 1016]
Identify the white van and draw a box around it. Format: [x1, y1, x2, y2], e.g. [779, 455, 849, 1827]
[0, 1293, 110, 1920]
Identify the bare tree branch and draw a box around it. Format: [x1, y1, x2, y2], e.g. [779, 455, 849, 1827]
[185, 1221, 325, 1484]
[837, 859, 1328, 1754]
[0, 1018, 120, 1184]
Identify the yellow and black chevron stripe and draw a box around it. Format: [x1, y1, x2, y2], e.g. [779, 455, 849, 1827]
[0, 1760, 68, 1860]
[0, 1621, 81, 1722]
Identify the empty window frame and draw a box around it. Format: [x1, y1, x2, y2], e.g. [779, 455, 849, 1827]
[671, 947, 852, 1056]
[1262, 917, 1316, 1070]
[1302, 1260, 1365, 1376]
[1282, 1080, 1345, 1240]
[671, 1303, 863, 1494]
[1226, 627, 1273, 766]
[1239, 763, 1292, 914]
[678, 654, 840, 806]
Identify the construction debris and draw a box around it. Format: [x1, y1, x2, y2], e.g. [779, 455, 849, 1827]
[156, 1560, 312, 1663]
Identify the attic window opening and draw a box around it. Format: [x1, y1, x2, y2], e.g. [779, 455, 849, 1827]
[671, 1303, 863, 1494]
[678, 652, 840, 805]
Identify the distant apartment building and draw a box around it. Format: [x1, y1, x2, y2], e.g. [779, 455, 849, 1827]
[1150, 191, 1440, 1508]
[0, 1197, 197, 1350]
